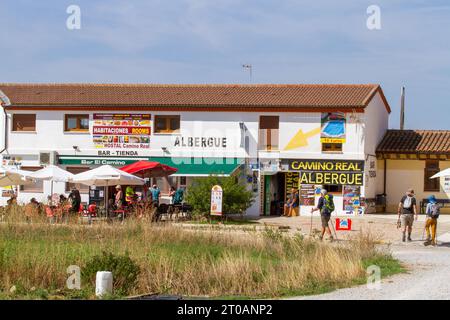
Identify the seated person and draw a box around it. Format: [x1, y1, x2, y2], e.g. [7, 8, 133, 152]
[284, 188, 299, 217]
[88, 202, 97, 216]
[172, 187, 184, 205]
[24, 198, 39, 223]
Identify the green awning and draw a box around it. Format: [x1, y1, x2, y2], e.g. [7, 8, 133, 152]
[58, 156, 244, 176]
[149, 157, 244, 176]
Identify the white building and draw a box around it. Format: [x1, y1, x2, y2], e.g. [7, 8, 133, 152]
[0, 83, 391, 216]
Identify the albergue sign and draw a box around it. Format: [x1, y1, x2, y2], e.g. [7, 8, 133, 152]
[282, 159, 364, 186]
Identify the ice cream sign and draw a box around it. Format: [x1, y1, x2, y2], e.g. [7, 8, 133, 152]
[93, 114, 151, 149]
[320, 112, 346, 143]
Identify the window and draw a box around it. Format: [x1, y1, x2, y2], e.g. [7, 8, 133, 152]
[179, 176, 187, 186]
[154, 115, 180, 134]
[322, 184, 343, 194]
[424, 160, 440, 192]
[153, 176, 178, 194]
[259, 116, 279, 150]
[65, 114, 89, 132]
[12, 114, 36, 132]
[322, 143, 343, 152]
[66, 167, 90, 193]
[20, 166, 43, 192]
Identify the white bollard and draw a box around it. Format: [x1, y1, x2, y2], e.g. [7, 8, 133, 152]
[95, 271, 113, 297]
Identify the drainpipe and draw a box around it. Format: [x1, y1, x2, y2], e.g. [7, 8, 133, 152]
[0, 90, 11, 154]
[383, 158, 387, 211]
[0, 104, 7, 154]
[383, 158, 387, 195]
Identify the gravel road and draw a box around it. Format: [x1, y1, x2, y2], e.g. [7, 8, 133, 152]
[292, 242, 450, 300]
[256, 214, 450, 300]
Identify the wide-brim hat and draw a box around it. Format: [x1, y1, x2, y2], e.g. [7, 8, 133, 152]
[428, 195, 437, 203]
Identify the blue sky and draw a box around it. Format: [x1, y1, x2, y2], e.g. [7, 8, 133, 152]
[1, 0, 449, 129]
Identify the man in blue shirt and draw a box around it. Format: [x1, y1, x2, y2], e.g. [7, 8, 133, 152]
[149, 184, 161, 206]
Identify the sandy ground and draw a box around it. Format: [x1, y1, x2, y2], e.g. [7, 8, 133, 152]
[256, 214, 450, 300]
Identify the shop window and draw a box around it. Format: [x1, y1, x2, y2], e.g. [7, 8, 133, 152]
[322, 184, 343, 194]
[65, 114, 89, 132]
[322, 143, 343, 152]
[66, 167, 90, 193]
[424, 160, 440, 192]
[12, 114, 36, 132]
[20, 166, 43, 192]
[154, 115, 180, 134]
[259, 116, 279, 151]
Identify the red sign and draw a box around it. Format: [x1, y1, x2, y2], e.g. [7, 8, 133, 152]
[335, 218, 352, 231]
[93, 113, 151, 149]
[93, 126, 151, 135]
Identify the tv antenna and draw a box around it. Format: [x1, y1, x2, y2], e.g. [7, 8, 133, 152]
[242, 64, 252, 82]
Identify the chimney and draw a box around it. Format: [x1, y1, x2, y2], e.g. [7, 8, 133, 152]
[400, 86, 405, 130]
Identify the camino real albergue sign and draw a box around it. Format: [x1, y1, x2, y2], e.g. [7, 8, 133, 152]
[281, 159, 364, 186]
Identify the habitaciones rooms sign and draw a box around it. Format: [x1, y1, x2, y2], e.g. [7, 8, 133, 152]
[281, 159, 364, 186]
[93, 114, 151, 149]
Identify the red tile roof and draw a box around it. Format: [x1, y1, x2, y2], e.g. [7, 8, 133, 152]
[0, 83, 390, 112]
[377, 130, 450, 155]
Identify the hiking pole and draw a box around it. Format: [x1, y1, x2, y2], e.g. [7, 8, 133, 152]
[329, 217, 338, 241]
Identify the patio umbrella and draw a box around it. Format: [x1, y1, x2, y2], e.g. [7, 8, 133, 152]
[119, 161, 177, 178]
[30, 165, 75, 198]
[71, 165, 145, 214]
[0, 166, 34, 187]
[430, 168, 450, 179]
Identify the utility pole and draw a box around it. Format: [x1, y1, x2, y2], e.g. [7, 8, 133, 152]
[242, 64, 252, 83]
[400, 86, 405, 130]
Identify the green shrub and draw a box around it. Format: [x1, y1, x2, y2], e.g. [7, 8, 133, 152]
[185, 175, 254, 217]
[82, 251, 140, 296]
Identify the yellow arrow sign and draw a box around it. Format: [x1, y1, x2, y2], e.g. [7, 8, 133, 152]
[284, 127, 321, 150]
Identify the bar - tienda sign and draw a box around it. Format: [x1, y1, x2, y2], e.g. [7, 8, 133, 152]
[281, 159, 364, 186]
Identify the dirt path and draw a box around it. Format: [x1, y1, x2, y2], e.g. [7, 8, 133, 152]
[293, 242, 450, 300]
[255, 214, 450, 300]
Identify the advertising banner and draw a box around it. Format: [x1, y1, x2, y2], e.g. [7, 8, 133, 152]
[284, 172, 299, 202]
[335, 218, 352, 231]
[299, 184, 315, 206]
[210, 185, 223, 216]
[343, 185, 364, 215]
[444, 177, 450, 193]
[93, 114, 151, 149]
[321, 112, 346, 143]
[282, 159, 364, 186]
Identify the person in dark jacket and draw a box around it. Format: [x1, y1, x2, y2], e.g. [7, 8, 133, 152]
[68, 187, 81, 214]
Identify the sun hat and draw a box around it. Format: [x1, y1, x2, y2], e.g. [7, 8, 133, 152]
[428, 195, 437, 204]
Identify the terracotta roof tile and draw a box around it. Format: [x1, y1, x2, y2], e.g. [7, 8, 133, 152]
[0, 83, 389, 111]
[377, 130, 450, 155]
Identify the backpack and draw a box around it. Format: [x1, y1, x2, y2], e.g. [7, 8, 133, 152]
[429, 203, 440, 218]
[323, 194, 335, 214]
[403, 196, 413, 209]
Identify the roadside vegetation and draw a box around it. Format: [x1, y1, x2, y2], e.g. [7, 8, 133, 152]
[0, 206, 403, 299]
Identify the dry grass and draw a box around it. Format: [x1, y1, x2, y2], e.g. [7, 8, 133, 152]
[0, 205, 399, 299]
